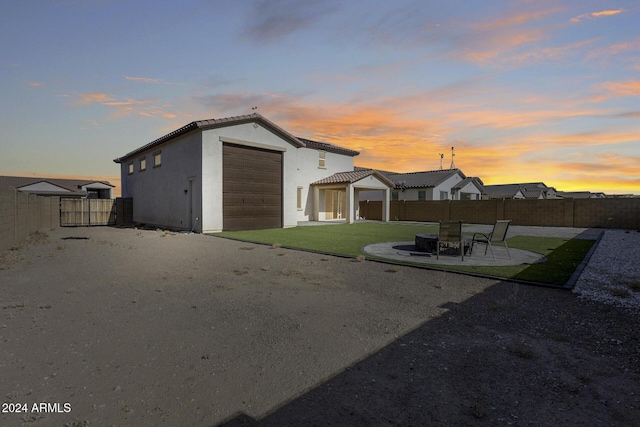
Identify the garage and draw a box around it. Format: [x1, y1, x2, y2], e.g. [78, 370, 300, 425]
[222, 143, 283, 231]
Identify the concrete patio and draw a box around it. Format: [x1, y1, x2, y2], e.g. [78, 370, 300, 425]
[361, 223, 603, 267]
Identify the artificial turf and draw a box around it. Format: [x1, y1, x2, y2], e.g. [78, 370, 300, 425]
[215, 222, 595, 286]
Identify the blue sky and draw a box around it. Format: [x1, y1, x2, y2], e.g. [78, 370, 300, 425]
[1, 0, 639, 195]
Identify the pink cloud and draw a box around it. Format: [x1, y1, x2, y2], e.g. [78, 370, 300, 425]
[570, 9, 624, 23]
[74, 92, 115, 105]
[73, 92, 178, 120]
[592, 80, 640, 102]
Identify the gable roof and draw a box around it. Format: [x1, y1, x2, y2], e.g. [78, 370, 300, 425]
[382, 169, 466, 189]
[296, 137, 359, 156]
[114, 113, 359, 163]
[312, 169, 395, 187]
[482, 184, 524, 198]
[0, 176, 114, 197]
[452, 177, 485, 192]
[557, 191, 598, 199]
[484, 182, 556, 199]
[521, 189, 544, 199]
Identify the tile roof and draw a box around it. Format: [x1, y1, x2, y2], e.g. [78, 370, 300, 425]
[452, 177, 484, 192]
[556, 191, 596, 199]
[114, 113, 359, 163]
[312, 169, 395, 187]
[382, 169, 465, 189]
[296, 137, 359, 156]
[482, 184, 524, 198]
[484, 182, 556, 199]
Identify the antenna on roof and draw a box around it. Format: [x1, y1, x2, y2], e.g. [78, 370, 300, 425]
[251, 107, 259, 128]
[450, 146, 456, 169]
[439, 153, 444, 170]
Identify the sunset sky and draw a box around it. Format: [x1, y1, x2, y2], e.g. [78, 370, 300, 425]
[1, 0, 639, 196]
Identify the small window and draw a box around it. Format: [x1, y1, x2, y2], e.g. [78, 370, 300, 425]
[128, 162, 134, 175]
[139, 157, 146, 171]
[392, 191, 399, 201]
[318, 151, 326, 168]
[418, 190, 426, 200]
[440, 191, 448, 200]
[153, 151, 161, 167]
[297, 187, 303, 210]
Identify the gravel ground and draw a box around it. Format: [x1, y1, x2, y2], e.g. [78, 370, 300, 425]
[573, 229, 640, 311]
[1, 226, 639, 426]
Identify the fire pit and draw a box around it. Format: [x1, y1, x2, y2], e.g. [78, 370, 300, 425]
[415, 233, 472, 255]
[415, 233, 438, 253]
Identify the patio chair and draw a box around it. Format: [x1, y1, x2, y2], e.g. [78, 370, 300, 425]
[437, 220, 464, 261]
[471, 220, 511, 261]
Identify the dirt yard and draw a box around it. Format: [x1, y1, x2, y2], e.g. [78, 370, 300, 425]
[1, 227, 638, 426]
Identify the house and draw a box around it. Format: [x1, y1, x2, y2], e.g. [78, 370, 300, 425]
[556, 191, 606, 199]
[113, 113, 393, 232]
[483, 182, 557, 200]
[359, 168, 484, 201]
[0, 176, 114, 198]
[482, 184, 525, 199]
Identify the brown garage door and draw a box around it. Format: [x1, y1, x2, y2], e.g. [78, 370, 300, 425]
[223, 143, 282, 231]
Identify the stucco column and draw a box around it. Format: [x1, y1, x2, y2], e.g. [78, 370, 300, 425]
[382, 188, 390, 222]
[346, 184, 354, 224]
[313, 186, 320, 221]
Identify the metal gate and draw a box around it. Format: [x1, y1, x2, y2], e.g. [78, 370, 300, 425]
[60, 198, 117, 226]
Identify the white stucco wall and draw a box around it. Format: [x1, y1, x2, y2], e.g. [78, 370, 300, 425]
[457, 182, 482, 200]
[200, 122, 304, 232]
[352, 175, 391, 220]
[295, 147, 355, 222]
[120, 132, 202, 231]
[120, 120, 358, 232]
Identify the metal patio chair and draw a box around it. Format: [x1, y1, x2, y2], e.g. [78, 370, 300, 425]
[437, 220, 464, 261]
[471, 220, 511, 261]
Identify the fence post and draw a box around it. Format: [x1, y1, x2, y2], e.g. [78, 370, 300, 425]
[10, 187, 17, 245]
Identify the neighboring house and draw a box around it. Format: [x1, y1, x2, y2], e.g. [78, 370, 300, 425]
[556, 191, 606, 199]
[0, 176, 114, 198]
[113, 113, 393, 232]
[483, 182, 557, 200]
[359, 168, 484, 201]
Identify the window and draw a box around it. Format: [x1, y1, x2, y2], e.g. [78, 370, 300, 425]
[139, 157, 147, 171]
[392, 191, 399, 201]
[440, 191, 448, 200]
[297, 187, 303, 210]
[128, 162, 134, 174]
[318, 151, 326, 168]
[153, 151, 161, 167]
[418, 190, 426, 200]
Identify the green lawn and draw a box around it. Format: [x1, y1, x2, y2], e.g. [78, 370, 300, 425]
[215, 222, 594, 286]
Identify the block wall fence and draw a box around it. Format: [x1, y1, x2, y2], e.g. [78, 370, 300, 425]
[0, 189, 60, 252]
[359, 198, 640, 230]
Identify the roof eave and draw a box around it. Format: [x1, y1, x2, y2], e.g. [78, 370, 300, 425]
[114, 113, 307, 164]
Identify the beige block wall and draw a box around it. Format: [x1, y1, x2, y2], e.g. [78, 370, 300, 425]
[0, 189, 60, 251]
[380, 198, 640, 229]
